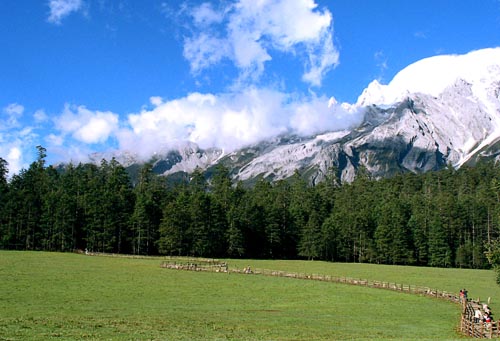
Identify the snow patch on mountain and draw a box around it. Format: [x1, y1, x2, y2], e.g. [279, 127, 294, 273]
[356, 48, 500, 168]
[315, 130, 350, 142]
[357, 47, 500, 106]
[233, 131, 349, 181]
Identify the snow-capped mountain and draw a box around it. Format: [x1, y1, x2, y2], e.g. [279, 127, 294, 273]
[99, 48, 500, 184]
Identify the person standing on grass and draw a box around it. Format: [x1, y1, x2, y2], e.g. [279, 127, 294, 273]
[475, 308, 482, 323]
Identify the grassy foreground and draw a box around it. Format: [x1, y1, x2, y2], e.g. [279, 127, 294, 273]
[0, 252, 487, 340]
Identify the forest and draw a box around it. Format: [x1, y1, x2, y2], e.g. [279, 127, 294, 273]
[1, 145, 500, 269]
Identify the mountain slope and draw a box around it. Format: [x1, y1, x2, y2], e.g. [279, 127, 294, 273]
[95, 48, 500, 184]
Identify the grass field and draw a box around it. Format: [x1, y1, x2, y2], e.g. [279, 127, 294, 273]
[228, 259, 500, 310]
[1, 251, 493, 340]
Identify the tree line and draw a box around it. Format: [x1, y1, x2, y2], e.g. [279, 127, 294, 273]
[1, 145, 500, 269]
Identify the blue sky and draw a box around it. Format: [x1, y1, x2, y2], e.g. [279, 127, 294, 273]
[1, 0, 500, 174]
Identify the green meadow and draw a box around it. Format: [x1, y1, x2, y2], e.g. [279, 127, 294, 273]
[1, 252, 496, 340]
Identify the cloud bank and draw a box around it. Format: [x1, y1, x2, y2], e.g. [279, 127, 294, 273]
[116, 88, 360, 160]
[0, 90, 360, 173]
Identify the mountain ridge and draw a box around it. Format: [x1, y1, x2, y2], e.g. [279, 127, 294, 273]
[87, 48, 500, 184]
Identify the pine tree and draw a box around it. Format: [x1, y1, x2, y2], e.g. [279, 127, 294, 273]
[157, 190, 191, 255]
[131, 163, 164, 255]
[298, 210, 321, 260]
[225, 182, 246, 257]
[428, 214, 452, 267]
[104, 158, 135, 253]
[374, 195, 413, 265]
[0, 158, 9, 248]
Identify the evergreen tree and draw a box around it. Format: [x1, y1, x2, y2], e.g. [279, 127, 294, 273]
[52, 165, 80, 251]
[208, 164, 233, 257]
[428, 214, 452, 267]
[289, 172, 313, 255]
[298, 210, 321, 260]
[131, 163, 164, 255]
[16, 146, 50, 250]
[104, 158, 135, 253]
[225, 182, 246, 257]
[0, 158, 9, 248]
[240, 182, 267, 258]
[408, 191, 430, 265]
[487, 238, 500, 284]
[374, 192, 413, 265]
[157, 189, 191, 255]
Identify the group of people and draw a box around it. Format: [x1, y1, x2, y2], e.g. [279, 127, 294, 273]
[459, 288, 468, 302]
[474, 304, 493, 324]
[461, 288, 494, 324]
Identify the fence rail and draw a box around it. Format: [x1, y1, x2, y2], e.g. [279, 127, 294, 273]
[160, 261, 461, 302]
[461, 316, 500, 338]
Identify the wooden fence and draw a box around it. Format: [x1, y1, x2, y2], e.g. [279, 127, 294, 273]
[161, 260, 500, 338]
[161, 261, 460, 302]
[461, 314, 500, 338]
[460, 299, 500, 338]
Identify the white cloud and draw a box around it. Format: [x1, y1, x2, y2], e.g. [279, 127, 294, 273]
[4, 103, 24, 116]
[191, 2, 224, 27]
[0, 103, 39, 176]
[0, 102, 122, 175]
[6, 147, 22, 176]
[373, 50, 388, 82]
[289, 95, 359, 136]
[182, 0, 338, 87]
[183, 33, 230, 74]
[1, 141, 28, 176]
[2, 103, 24, 129]
[34, 109, 49, 123]
[117, 88, 362, 160]
[414, 31, 427, 39]
[302, 32, 339, 86]
[149, 96, 163, 107]
[46, 134, 64, 146]
[122, 89, 287, 156]
[46, 143, 96, 165]
[54, 104, 119, 144]
[47, 0, 84, 24]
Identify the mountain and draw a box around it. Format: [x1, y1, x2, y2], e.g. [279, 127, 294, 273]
[95, 48, 500, 184]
